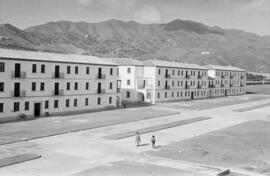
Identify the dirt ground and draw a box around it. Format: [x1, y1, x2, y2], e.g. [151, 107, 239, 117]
[149, 120, 270, 175]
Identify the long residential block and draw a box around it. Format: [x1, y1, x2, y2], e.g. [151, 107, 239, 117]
[0, 48, 121, 122]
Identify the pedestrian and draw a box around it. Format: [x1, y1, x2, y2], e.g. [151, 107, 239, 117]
[123, 103, 126, 108]
[151, 135, 156, 148]
[135, 131, 141, 147]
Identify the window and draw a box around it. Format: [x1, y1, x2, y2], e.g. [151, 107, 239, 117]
[158, 69, 161, 75]
[14, 102, 20, 112]
[127, 80, 130, 85]
[0, 62, 5, 72]
[127, 67, 131, 73]
[172, 81, 174, 86]
[172, 92, 174, 97]
[41, 65, 45, 73]
[0, 103, 3, 112]
[74, 99, 77, 107]
[54, 100, 58, 108]
[165, 92, 167, 98]
[74, 82, 78, 90]
[158, 81, 160, 86]
[66, 99, 70, 107]
[66, 82, 70, 90]
[32, 82, 36, 91]
[109, 97, 112, 104]
[97, 97, 101, 105]
[45, 100, 49, 109]
[32, 64, 36, 73]
[157, 92, 160, 98]
[86, 82, 89, 90]
[126, 91, 130, 98]
[0, 82, 4, 91]
[85, 98, 89, 106]
[172, 70, 175, 75]
[86, 67, 89, 74]
[25, 102, 29, 111]
[110, 82, 113, 89]
[67, 66, 71, 74]
[40, 82, 45, 91]
[75, 66, 78, 74]
[110, 68, 113, 75]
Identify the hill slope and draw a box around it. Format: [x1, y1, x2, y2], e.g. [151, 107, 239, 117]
[0, 19, 270, 73]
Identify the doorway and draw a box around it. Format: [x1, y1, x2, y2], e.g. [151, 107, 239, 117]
[191, 92, 194, 100]
[34, 103, 41, 117]
[225, 90, 228, 96]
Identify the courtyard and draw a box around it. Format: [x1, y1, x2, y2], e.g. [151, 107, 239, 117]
[0, 85, 269, 176]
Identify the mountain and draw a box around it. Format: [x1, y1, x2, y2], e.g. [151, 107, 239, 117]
[0, 19, 270, 73]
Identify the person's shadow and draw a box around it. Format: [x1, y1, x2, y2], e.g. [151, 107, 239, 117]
[153, 145, 161, 149]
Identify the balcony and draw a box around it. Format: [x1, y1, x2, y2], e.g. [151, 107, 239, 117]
[221, 84, 225, 87]
[117, 88, 121, 93]
[11, 91, 26, 97]
[230, 84, 233, 87]
[165, 85, 170, 89]
[97, 88, 106, 94]
[186, 75, 190, 79]
[209, 85, 215, 88]
[240, 84, 245, 87]
[97, 74, 106, 79]
[53, 90, 64, 96]
[197, 85, 202, 89]
[165, 74, 171, 78]
[185, 85, 190, 89]
[53, 72, 65, 79]
[221, 75, 225, 79]
[12, 71, 26, 78]
[230, 75, 234, 79]
[198, 75, 203, 79]
[241, 75, 245, 79]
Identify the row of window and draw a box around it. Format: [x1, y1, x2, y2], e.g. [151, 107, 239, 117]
[156, 88, 245, 99]
[158, 80, 208, 87]
[0, 97, 113, 113]
[216, 71, 245, 77]
[31, 64, 115, 75]
[158, 68, 207, 77]
[0, 82, 114, 92]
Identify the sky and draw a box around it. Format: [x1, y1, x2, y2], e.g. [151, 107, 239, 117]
[0, 0, 269, 35]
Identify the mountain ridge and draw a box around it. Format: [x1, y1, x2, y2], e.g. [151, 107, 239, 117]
[0, 19, 270, 73]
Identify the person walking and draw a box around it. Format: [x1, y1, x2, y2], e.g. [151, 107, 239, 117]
[151, 135, 156, 148]
[135, 131, 141, 147]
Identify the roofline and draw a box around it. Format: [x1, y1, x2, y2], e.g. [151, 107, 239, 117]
[154, 65, 208, 70]
[0, 57, 118, 66]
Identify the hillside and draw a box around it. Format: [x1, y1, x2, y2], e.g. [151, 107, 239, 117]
[0, 19, 270, 73]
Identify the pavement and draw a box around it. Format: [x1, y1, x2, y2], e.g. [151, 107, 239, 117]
[0, 93, 269, 176]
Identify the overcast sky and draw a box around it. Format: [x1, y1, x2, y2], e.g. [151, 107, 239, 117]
[0, 0, 269, 35]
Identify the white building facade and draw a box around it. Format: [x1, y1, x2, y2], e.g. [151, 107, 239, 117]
[0, 49, 121, 122]
[207, 65, 246, 97]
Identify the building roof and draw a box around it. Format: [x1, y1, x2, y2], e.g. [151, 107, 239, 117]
[143, 60, 208, 70]
[0, 48, 117, 66]
[205, 65, 246, 72]
[105, 58, 143, 66]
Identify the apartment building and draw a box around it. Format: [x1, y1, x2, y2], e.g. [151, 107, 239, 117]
[107, 58, 153, 104]
[143, 60, 209, 104]
[207, 65, 246, 97]
[0, 48, 121, 122]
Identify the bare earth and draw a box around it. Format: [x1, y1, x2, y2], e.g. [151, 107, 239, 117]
[149, 120, 270, 175]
